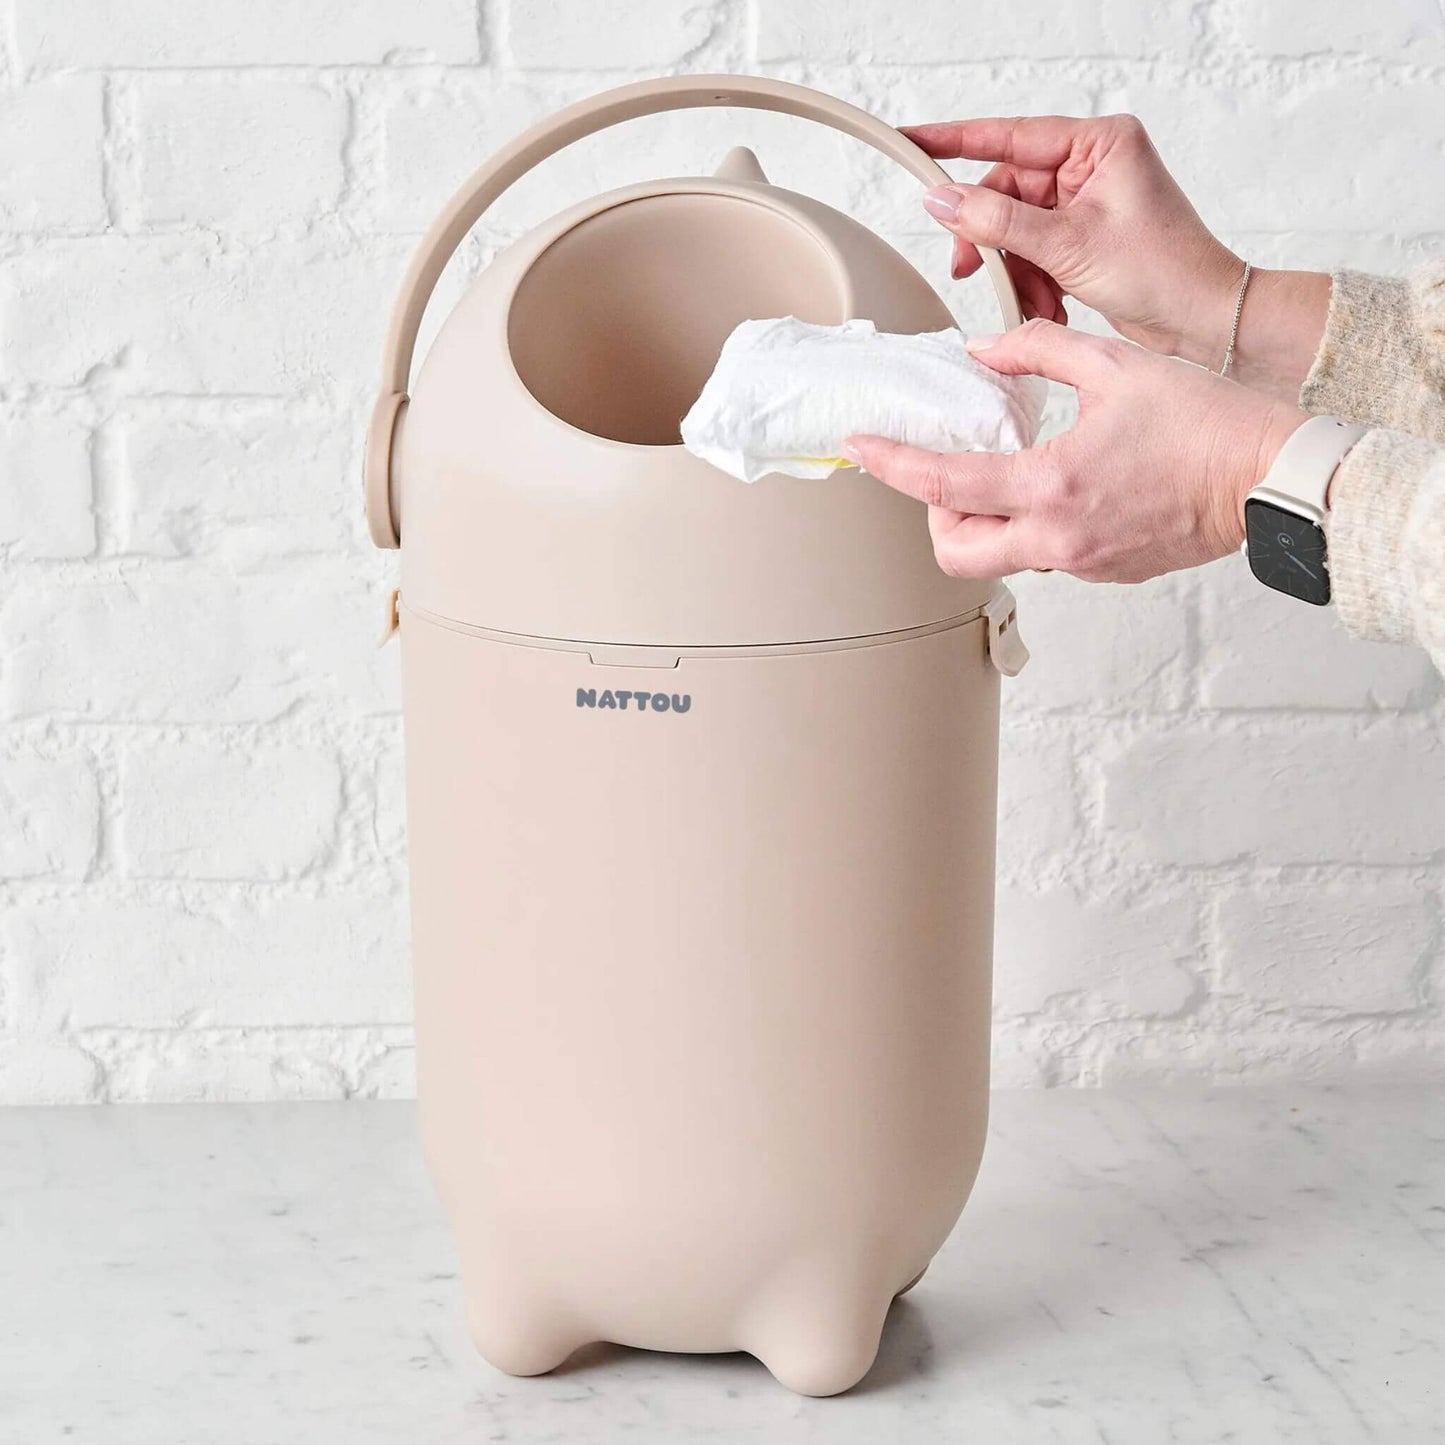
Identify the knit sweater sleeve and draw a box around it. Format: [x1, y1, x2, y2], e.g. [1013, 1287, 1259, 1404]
[1298, 265, 1445, 666]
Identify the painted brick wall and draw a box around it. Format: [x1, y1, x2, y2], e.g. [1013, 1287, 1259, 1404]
[1, 0, 1442, 1102]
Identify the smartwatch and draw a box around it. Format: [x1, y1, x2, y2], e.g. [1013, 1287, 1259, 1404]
[1241, 415, 1367, 606]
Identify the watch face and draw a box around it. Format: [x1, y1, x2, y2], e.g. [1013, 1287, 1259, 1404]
[1245, 498, 1331, 605]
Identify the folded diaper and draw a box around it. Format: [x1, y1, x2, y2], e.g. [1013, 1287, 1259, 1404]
[680, 316, 1046, 484]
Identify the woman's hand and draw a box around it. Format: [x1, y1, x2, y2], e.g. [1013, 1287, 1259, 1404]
[843, 320, 1307, 584]
[904, 114, 1329, 398]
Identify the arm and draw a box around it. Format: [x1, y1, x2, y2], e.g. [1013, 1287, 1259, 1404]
[904, 115, 1445, 429]
[900, 113, 1445, 658]
[1214, 262, 1445, 437]
[843, 321, 1445, 676]
[1240, 269, 1445, 655]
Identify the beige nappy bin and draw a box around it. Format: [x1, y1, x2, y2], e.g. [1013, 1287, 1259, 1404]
[366, 74, 1030, 1397]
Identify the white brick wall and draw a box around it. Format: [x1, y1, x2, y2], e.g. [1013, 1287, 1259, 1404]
[0, 75, 105, 230]
[123, 78, 350, 233]
[117, 743, 343, 879]
[0, 417, 95, 556]
[1, 0, 1442, 1103]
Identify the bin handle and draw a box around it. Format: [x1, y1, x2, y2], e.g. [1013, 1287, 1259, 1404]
[365, 73, 1025, 548]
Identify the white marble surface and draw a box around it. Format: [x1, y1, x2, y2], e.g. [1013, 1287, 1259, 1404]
[2, 1086, 1442, 1443]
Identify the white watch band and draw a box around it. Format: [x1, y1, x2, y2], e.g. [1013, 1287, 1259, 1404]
[1249, 414, 1368, 521]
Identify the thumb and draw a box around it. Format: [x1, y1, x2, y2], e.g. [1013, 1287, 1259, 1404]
[966, 317, 1122, 389]
[923, 182, 1069, 272]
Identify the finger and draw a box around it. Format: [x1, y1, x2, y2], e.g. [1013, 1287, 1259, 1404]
[949, 166, 1056, 280]
[997, 236, 1052, 318]
[928, 503, 964, 545]
[929, 512, 1027, 578]
[842, 436, 1026, 516]
[1013, 262, 1061, 323]
[922, 182, 1070, 274]
[899, 121, 970, 158]
[1047, 278, 1070, 326]
[951, 165, 1021, 281]
[981, 161, 1058, 209]
[983, 169, 1066, 319]
[967, 317, 1123, 388]
[905, 116, 1095, 168]
[951, 234, 982, 280]
[1026, 266, 1070, 325]
[953, 236, 1062, 287]
[954, 166, 1019, 281]
[1004, 254, 1069, 323]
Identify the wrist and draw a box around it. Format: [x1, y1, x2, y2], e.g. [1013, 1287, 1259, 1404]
[1241, 403, 1311, 527]
[1171, 247, 1249, 371]
[1213, 402, 1309, 553]
[1220, 269, 1330, 401]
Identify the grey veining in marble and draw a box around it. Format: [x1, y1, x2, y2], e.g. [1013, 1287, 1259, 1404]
[1, 1086, 1442, 1443]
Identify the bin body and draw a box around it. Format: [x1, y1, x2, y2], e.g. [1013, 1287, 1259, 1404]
[401, 608, 997, 1395]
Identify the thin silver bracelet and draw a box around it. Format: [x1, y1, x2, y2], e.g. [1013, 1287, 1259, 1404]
[1219, 261, 1252, 378]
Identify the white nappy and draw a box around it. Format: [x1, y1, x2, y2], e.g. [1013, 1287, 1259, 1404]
[680, 316, 1046, 483]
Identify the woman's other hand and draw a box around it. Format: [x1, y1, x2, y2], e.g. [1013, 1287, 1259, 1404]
[904, 114, 1328, 399]
[844, 320, 1308, 584]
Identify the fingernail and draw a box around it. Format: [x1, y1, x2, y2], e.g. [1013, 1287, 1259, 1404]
[966, 333, 1002, 352]
[841, 439, 864, 463]
[922, 186, 963, 222]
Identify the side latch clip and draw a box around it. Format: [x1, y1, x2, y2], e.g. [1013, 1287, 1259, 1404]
[984, 588, 1029, 677]
[379, 588, 401, 647]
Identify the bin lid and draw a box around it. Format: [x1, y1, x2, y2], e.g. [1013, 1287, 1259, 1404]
[394, 173, 995, 648]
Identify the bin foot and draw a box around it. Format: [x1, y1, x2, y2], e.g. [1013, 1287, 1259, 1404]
[740, 1265, 893, 1397]
[466, 1294, 585, 1378]
[895, 1264, 928, 1298]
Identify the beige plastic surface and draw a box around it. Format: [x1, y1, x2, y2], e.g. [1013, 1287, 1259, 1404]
[383, 73, 1023, 1398]
[402, 604, 998, 1396]
[712, 143, 770, 183]
[398, 174, 999, 644]
[367, 73, 1024, 549]
[508, 194, 847, 446]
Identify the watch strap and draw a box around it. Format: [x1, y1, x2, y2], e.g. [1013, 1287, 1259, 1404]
[1255, 414, 1368, 518]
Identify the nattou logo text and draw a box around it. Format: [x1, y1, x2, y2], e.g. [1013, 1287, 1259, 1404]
[576, 688, 692, 714]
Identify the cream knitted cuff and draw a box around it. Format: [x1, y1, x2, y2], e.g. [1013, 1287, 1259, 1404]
[1301, 270, 1418, 428]
[1327, 428, 1436, 645]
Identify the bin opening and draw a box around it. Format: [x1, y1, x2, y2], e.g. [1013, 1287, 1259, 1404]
[507, 192, 848, 448]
